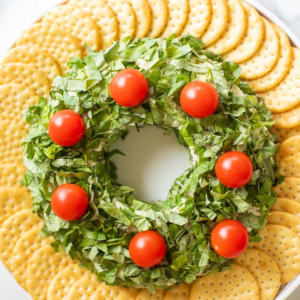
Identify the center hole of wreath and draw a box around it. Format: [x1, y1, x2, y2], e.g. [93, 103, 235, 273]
[111, 126, 190, 203]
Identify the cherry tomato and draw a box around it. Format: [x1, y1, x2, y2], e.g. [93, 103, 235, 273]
[110, 68, 149, 107]
[48, 110, 85, 147]
[51, 183, 89, 221]
[211, 220, 249, 259]
[129, 230, 167, 268]
[180, 81, 219, 118]
[215, 151, 253, 189]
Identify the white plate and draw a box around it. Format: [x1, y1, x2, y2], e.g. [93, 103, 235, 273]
[0, 0, 300, 299]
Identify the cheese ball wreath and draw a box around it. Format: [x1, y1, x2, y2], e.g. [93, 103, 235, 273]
[23, 35, 280, 292]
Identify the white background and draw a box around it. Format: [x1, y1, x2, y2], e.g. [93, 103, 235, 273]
[0, 0, 300, 299]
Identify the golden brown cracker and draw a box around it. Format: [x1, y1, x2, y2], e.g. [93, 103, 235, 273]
[17, 23, 83, 73]
[234, 248, 280, 300]
[205, 0, 247, 54]
[136, 289, 166, 300]
[279, 153, 300, 178]
[276, 135, 300, 160]
[273, 177, 300, 203]
[1, 46, 61, 82]
[164, 284, 191, 300]
[0, 164, 27, 187]
[147, 0, 168, 38]
[271, 125, 300, 142]
[271, 197, 300, 218]
[190, 264, 260, 300]
[92, 285, 139, 300]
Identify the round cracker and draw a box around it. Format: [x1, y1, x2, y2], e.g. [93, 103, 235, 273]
[147, 0, 168, 38]
[68, 0, 118, 49]
[190, 264, 260, 300]
[276, 135, 300, 160]
[0, 188, 32, 226]
[17, 23, 83, 73]
[239, 18, 280, 80]
[66, 272, 101, 300]
[272, 125, 300, 142]
[127, 0, 151, 39]
[180, 0, 211, 38]
[11, 227, 54, 290]
[271, 197, 300, 218]
[272, 103, 300, 129]
[279, 153, 300, 178]
[47, 264, 88, 300]
[105, 0, 136, 40]
[160, 0, 189, 38]
[205, 0, 247, 54]
[136, 289, 166, 300]
[201, 0, 228, 47]
[0, 83, 39, 127]
[0, 209, 43, 269]
[249, 24, 292, 93]
[0, 164, 26, 188]
[223, 1, 264, 64]
[164, 284, 191, 300]
[0, 63, 50, 98]
[42, 4, 100, 51]
[0, 120, 27, 165]
[273, 177, 300, 203]
[268, 211, 300, 237]
[27, 244, 74, 300]
[1, 46, 61, 82]
[234, 248, 281, 300]
[92, 285, 139, 300]
[260, 47, 300, 113]
[249, 224, 300, 284]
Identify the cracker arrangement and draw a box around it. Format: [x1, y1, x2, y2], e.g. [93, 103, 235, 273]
[0, 0, 300, 299]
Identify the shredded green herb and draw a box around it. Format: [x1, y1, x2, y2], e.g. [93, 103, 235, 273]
[23, 35, 281, 292]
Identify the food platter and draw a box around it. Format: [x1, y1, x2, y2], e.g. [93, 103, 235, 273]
[1, 0, 300, 299]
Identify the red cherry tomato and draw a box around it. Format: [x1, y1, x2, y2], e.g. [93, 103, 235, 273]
[51, 183, 89, 221]
[129, 230, 167, 268]
[48, 110, 85, 147]
[110, 68, 149, 107]
[215, 151, 253, 189]
[211, 220, 249, 259]
[180, 81, 219, 118]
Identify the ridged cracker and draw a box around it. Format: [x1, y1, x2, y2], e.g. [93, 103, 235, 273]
[164, 284, 191, 300]
[268, 211, 300, 237]
[42, 5, 100, 52]
[0, 63, 50, 98]
[92, 285, 139, 300]
[273, 177, 300, 203]
[17, 23, 83, 73]
[47, 265, 88, 300]
[27, 244, 74, 300]
[147, 0, 168, 38]
[190, 264, 260, 300]
[127, 0, 151, 38]
[11, 227, 54, 290]
[279, 153, 300, 178]
[105, 0, 136, 40]
[223, 1, 264, 64]
[136, 289, 166, 300]
[276, 135, 300, 160]
[234, 248, 280, 300]
[0, 83, 39, 127]
[68, 0, 118, 49]
[201, 0, 228, 47]
[272, 102, 300, 129]
[271, 197, 300, 218]
[260, 47, 300, 113]
[249, 224, 300, 284]
[0, 120, 27, 165]
[66, 272, 101, 300]
[160, 0, 189, 38]
[249, 24, 292, 93]
[180, 0, 211, 38]
[0, 209, 43, 269]
[0, 187, 32, 226]
[239, 18, 280, 80]
[0, 164, 26, 187]
[205, 0, 247, 54]
[271, 125, 300, 142]
[1, 46, 61, 82]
